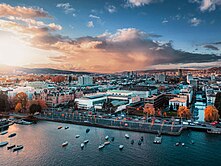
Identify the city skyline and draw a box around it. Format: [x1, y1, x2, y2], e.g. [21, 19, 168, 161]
[0, 0, 221, 73]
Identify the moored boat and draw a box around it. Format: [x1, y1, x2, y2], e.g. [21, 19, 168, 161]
[64, 126, 69, 130]
[84, 140, 89, 144]
[153, 135, 162, 144]
[105, 136, 109, 140]
[7, 144, 16, 150]
[86, 128, 90, 133]
[13, 145, 23, 152]
[58, 126, 62, 129]
[207, 128, 221, 134]
[0, 131, 8, 135]
[119, 145, 124, 150]
[75, 135, 80, 138]
[0, 141, 8, 147]
[125, 134, 129, 139]
[8, 133, 16, 138]
[62, 141, 68, 147]
[98, 144, 105, 149]
[140, 136, 144, 141]
[131, 140, 134, 145]
[111, 137, 115, 142]
[81, 143, 84, 148]
[104, 141, 110, 145]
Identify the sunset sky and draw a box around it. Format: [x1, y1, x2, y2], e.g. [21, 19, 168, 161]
[0, 0, 221, 73]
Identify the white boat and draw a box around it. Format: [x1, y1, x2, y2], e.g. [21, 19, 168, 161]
[84, 140, 89, 144]
[13, 145, 23, 152]
[119, 145, 124, 150]
[0, 141, 8, 147]
[125, 134, 129, 139]
[98, 144, 105, 149]
[75, 135, 80, 138]
[181, 143, 185, 146]
[104, 141, 110, 145]
[175, 142, 180, 146]
[16, 120, 32, 125]
[0, 131, 8, 135]
[62, 141, 68, 147]
[57, 126, 62, 129]
[105, 136, 109, 140]
[81, 143, 84, 148]
[65, 126, 69, 130]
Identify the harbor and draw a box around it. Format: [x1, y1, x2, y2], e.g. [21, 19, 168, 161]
[0, 121, 221, 166]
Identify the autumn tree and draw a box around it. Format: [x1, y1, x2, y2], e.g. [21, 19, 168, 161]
[204, 105, 220, 122]
[143, 104, 155, 118]
[14, 92, 28, 111]
[15, 103, 22, 112]
[177, 106, 191, 119]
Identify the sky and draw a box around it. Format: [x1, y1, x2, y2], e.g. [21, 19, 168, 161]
[0, 0, 221, 73]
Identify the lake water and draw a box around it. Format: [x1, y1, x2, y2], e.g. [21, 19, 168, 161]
[0, 121, 221, 166]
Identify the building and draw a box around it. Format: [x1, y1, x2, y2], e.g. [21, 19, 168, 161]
[177, 69, 182, 77]
[169, 95, 188, 110]
[145, 94, 168, 110]
[155, 74, 166, 83]
[78, 75, 93, 86]
[187, 73, 193, 84]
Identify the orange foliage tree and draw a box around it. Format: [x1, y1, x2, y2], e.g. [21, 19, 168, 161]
[143, 104, 155, 118]
[204, 105, 220, 122]
[15, 103, 22, 112]
[14, 92, 28, 111]
[177, 106, 191, 119]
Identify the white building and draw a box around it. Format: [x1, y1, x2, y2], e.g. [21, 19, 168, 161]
[7, 86, 35, 100]
[169, 95, 188, 110]
[187, 73, 193, 84]
[78, 75, 93, 86]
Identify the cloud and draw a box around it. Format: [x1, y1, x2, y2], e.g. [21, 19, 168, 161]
[56, 3, 75, 14]
[105, 5, 117, 13]
[0, 3, 49, 18]
[189, 17, 201, 26]
[89, 14, 100, 19]
[1, 3, 221, 73]
[191, 0, 221, 12]
[125, 0, 162, 7]
[203, 44, 219, 50]
[87, 21, 94, 28]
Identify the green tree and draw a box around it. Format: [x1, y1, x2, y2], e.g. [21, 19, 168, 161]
[214, 92, 221, 116]
[0, 92, 10, 112]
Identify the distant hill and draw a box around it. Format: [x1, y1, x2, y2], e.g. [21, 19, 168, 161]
[16, 68, 91, 75]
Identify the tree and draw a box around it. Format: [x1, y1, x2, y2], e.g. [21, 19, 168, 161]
[204, 105, 220, 122]
[214, 92, 221, 116]
[0, 92, 10, 112]
[15, 103, 22, 112]
[14, 92, 28, 110]
[27, 99, 47, 114]
[143, 104, 155, 118]
[177, 106, 191, 119]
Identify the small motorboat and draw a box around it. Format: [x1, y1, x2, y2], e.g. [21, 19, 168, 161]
[105, 136, 109, 140]
[81, 143, 84, 149]
[138, 140, 142, 145]
[75, 135, 80, 138]
[119, 145, 124, 150]
[111, 137, 115, 142]
[125, 134, 129, 139]
[86, 128, 90, 133]
[7, 144, 16, 150]
[13, 145, 23, 152]
[57, 126, 62, 129]
[62, 141, 68, 147]
[175, 142, 180, 146]
[181, 143, 185, 146]
[8, 133, 16, 138]
[84, 140, 89, 144]
[65, 126, 69, 130]
[140, 136, 144, 141]
[131, 140, 134, 145]
[0, 131, 8, 135]
[191, 140, 194, 144]
[153, 135, 162, 144]
[104, 141, 110, 145]
[0, 141, 8, 147]
[98, 144, 105, 150]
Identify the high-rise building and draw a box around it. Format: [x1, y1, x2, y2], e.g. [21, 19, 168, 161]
[187, 73, 193, 84]
[78, 75, 93, 86]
